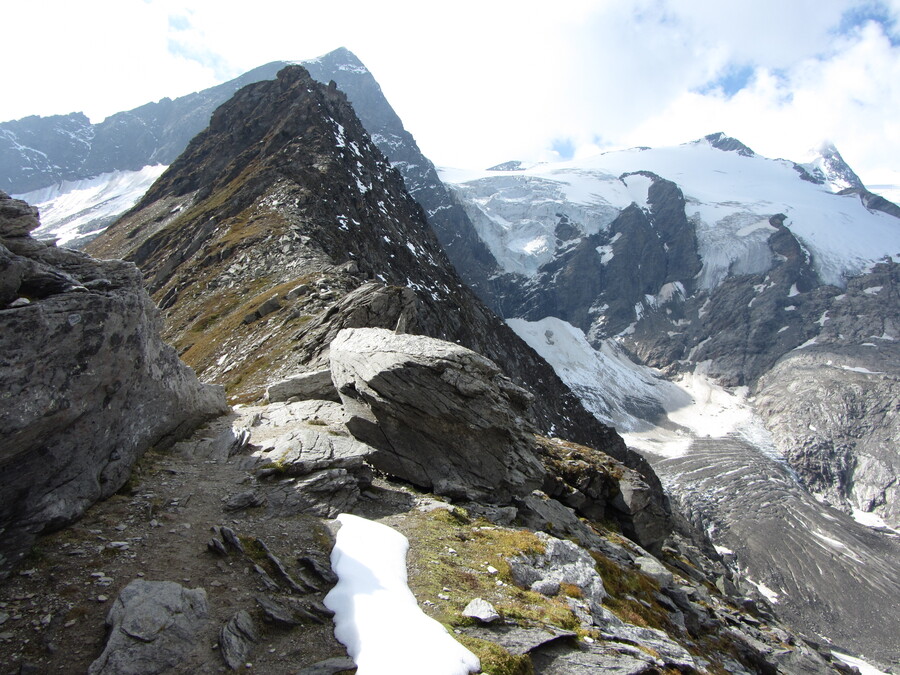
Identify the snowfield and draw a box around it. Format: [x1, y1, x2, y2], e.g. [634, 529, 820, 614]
[14, 164, 167, 247]
[507, 316, 776, 460]
[442, 139, 900, 288]
[324, 514, 479, 675]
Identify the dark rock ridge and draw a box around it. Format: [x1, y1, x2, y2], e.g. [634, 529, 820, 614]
[85, 64, 657, 495]
[0, 191, 227, 577]
[700, 131, 755, 157]
[301, 48, 501, 300]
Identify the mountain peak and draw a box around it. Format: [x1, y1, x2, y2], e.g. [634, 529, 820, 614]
[697, 132, 755, 157]
[800, 140, 864, 192]
[302, 47, 369, 75]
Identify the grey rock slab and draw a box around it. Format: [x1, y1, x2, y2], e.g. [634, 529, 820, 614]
[463, 623, 576, 655]
[529, 637, 661, 674]
[88, 580, 209, 675]
[514, 491, 607, 550]
[293, 656, 357, 675]
[633, 555, 674, 588]
[255, 594, 301, 627]
[220, 610, 258, 670]
[266, 368, 340, 403]
[329, 327, 545, 502]
[0, 192, 227, 577]
[266, 468, 366, 518]
[598, 623, 695, 670]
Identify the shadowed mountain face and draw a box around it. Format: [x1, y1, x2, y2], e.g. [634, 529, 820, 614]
[85, 65, 651, 488]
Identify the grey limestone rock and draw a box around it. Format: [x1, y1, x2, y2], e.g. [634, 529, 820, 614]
[220, 610, 258, 670]
[329, 327, 546, 502]
[0, 192, 227, 577]
[508, 532, 607, 622]
[462, 623, 576, 656]
[266, 368, 340, 403]
[634, 556, 674, 588]
[88, 580, 209, 675]
[266, 468, 367, 518]
[529, 637, 663, 674]
[462, 598, 500, 623]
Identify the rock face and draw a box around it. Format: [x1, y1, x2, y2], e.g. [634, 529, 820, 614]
[0, 191, 226, 577]
[330, 327, 546, 502]
[89, 580, 210, 675]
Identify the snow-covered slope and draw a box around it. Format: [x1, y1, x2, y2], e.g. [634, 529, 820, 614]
[14, 165, 167, 247]
[444, 137, 900, 289]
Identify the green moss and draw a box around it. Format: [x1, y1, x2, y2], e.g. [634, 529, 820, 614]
[591, 550, 673, 632]
[398, 510, 578, 632]
[239, 536, 268, 563]
[456, 635, 535, 675]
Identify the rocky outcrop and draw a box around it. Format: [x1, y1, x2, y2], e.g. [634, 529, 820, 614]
[329, 327, 546, 502]
[88, 580, 210, 674]
[0, 191, 226, 577]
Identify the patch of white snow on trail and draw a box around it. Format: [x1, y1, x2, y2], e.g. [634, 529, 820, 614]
[832, 651, 889, 675]
[506, 317, 776, 460]
[324, 514, 479, 675]
[16, 165, 168, 246]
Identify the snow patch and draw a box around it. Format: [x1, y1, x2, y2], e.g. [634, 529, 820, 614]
[832, 651, 889, 675]
[324, 514, 479, 675]
[506, 317, 775, 459]
[746, 578, 781, 604]
[15, 165, 168, 246]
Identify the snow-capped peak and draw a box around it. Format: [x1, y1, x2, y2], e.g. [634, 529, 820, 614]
[798, 141, 864, 193]
[694, 132, 755, 157]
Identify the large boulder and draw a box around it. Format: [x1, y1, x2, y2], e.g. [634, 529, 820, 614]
[89, 580, 210, 675]
[0, 192, 227, 576]
[329, 327, 546, 502]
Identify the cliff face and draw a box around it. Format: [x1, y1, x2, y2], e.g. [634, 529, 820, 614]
[0, 191, 227, 577]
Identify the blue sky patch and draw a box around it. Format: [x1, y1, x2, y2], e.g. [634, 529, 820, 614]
[697, 64, 755, 98]
[551, 137, 576, 160]
[838, 2, 899, 45]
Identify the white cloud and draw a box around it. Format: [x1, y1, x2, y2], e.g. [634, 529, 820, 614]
[2, 0, 898, 188]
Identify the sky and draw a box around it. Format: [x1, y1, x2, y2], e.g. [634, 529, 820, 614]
[4, 0, 899, 188]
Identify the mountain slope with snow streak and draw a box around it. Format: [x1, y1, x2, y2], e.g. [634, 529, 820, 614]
[444, 137, 900, 666]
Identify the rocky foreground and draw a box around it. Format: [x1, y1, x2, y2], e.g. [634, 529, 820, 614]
[0, 191, 227, 578]
[0, 318, 858, 673]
